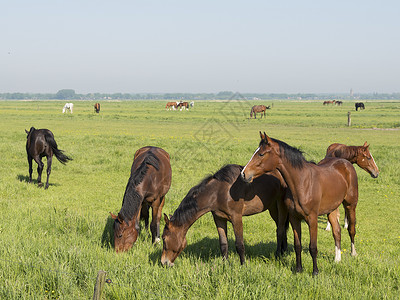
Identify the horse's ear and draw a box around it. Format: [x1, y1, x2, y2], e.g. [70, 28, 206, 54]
[259, 131, 265, 140]
[363, 141, 369, 148]
[110, 212, 117, 220]
[264, 132, 272, 145]
[25, 129, 29, 134]
[164, 213, 170, 226]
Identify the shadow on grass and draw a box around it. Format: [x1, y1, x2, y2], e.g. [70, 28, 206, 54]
[101, 216, 114, 249]
[16, 174, 60, 187]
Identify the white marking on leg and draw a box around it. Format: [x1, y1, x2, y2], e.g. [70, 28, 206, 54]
[335, 245, 341, 262]
[241, 147, 260, 177]
[325, 221, 331, 231]
[351, 242, 357, 256]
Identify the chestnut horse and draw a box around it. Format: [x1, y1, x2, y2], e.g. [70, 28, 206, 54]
[94, 103, 100, 113]
[25, 127, 72, 189]
[110, 146, 171, 253]
[241, 132, 358, 275]
[161, 164, 289, 266]
[323, 142, 379, 230]
[165, 102, 177, 110]
[250, 105, 269, 119]
[323, 100, 336, 105]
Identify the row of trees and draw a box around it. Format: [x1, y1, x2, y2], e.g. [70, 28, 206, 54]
[1, 90, 399, 100]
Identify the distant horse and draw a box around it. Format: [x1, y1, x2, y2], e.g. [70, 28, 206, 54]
[190, 101, 194, 108]
[62, 103, 73, 113]
[25, 127, 72, 189]
[323, 142, 379, 231]
[161, 164, 289, 266]
[335, 101, 343, 106]
[355, 102, 365, 111]
[110, 146, 171, 253]
[94, 103, 100, 113]
[250, 105, 269, 119]
[241, 132, 358, 275]
[166, 102, 177, 110]
[177, 101, 189, 111]
[323, 100, 336, 105]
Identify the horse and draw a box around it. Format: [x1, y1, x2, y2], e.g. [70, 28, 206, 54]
[355, 102, 365, 111]
[177, 101, 189, 111]
[110, 146, 171, 253]
[94, 103, 100, 113]
[25, 127, 72, 189]
[323, 142, 379, 231]
[323, 100, 336, 105]
[241, 132, 359, 275]
[165, 102, 177, 110]
[335, 101, 343, 106]
[190, 101, 194, 108]
[161, 164, 289, 266]
[62, 103, 73, 113]
[250, 105, 269, 119]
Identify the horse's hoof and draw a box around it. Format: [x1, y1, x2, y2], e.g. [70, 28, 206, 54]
[153, 237, 161, 245]
[312, 270, 319, 276]
[38, 182, 43, 187]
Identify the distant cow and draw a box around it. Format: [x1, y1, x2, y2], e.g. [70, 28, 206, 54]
[62, 103, 73, 113]
[94, 103, 100, 113]
[355, 102, 365, 111]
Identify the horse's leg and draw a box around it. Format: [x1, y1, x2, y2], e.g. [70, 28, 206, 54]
[33, 156, 44, 186]
[344, 205, 357, 256]
[307, 214, 319, 275]
[344, 209, 349, 229]
[289, 215, 303, 273]
[44, 155, 52, 189]
[150, 196, 165, 244]
[328, 209, 342, 262]
[212, 213, 229, 260]
[231, 215, 245, 264]
[326, 208, 340, 231]
[274, 199, 289, 256]
[27, 155, 33, 183]
[140, 202, 150, 231]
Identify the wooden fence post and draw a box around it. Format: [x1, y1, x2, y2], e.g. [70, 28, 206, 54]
[93, 270, 107, 300]
[347, 111, 351, 127]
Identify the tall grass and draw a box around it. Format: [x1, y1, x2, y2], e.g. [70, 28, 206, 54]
[0, 99, 399, 299]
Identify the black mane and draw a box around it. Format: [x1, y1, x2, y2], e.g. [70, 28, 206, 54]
[171, 164, 242, 226]
[264, 138, 308, 169]
[119, 151, 160, 222]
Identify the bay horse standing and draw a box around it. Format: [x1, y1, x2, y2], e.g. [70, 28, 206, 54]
[165, 102, 177, 110]
[161, 164, 289, 266]
[110, 146, 171, 253]
[25, 127, 72, 189]
[355, 102, 365, 111]
[241, 132, 359, 275]
[323, 142, 379, 231]
[94, 103, 100, 113]
[250, 105, 269, 119]
[177, 101, 189, 111]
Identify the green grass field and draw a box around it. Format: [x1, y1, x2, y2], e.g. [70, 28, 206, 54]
[0, 99, 399, 299]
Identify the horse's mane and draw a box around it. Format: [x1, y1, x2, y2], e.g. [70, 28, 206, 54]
[264, 138, 310, 169]
[328, 145, 359, 163]
[119, 151, 160, 222]
[171, 164, 242, 226]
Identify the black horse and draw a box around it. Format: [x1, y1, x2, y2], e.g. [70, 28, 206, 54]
[355, 102, 365, 111]
[25, 127, 72, 189]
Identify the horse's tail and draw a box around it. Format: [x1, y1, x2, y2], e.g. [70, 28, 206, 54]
[45, 133, 72, 165]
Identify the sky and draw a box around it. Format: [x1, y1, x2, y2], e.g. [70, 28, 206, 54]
[1, 0, 399, 94]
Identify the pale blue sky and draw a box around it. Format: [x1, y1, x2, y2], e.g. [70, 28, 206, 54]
[1, 0, 399, 94]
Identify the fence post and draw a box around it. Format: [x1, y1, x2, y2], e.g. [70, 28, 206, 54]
[93, 270, 107, 300]
[347, 111, 351, 127]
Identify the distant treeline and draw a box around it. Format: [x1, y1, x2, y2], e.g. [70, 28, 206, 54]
[1, 89, 399, 100]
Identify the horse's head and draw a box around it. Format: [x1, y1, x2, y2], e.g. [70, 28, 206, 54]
[161, 214, 187, 267]
[241, 131, 280, 183]
[356, 142, 379, 178]
[110, 212, 139, 253]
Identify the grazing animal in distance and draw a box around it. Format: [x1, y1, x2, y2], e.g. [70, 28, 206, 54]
[335, 100, 343, 106]
[323, 100, 336, 105]
[190, 101, 194, 108]
[25, 127, 72, 189]
[110, 146, 171, 253]
[161, 164, 289, 266]
[323, 142, 379, 231]
[250, 105, 268, 119]
[241, 132, 359, 275]
[355, 102, 365, 111]
[166, 102, 177, 110]
[62, 103, 73, 113]
[94, 103, 100, 113]
[177, 101, 189, 111]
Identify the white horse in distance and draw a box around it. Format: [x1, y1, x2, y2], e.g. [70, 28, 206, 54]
[62, 103, 73, 113]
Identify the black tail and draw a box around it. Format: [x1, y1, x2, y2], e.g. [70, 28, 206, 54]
[45, 134, 72, 165]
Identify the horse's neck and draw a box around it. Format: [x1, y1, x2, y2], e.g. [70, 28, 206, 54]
[276, 162, 310, 202]
[341, 146, 359, 163]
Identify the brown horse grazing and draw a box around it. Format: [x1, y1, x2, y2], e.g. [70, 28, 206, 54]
[323, 142, 379, 231]
[25, 127, 72, 189]
[165, 102, 177, 110]
[161, 164, 289, 266]
[177, 101, 189, 111]
[323, 100, 336, 105]
[110, 146, 171, 253]
[94, 103, 100, 113]
[241, 132, 359, 275]
[250, 105, 269, 119]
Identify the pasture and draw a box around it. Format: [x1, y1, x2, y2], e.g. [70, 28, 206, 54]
[0, 99, 399, 299]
